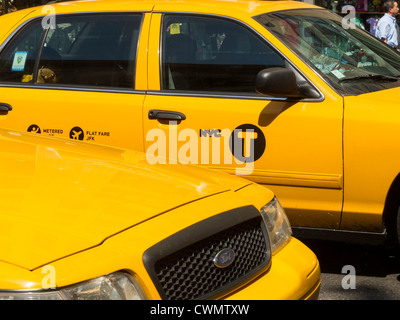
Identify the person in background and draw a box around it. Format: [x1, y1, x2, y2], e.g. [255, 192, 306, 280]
[0, 0, 17, 15]
[375, 0, 400, 48]
[7, 5, 16, 12]
[366, 15, 379, 36]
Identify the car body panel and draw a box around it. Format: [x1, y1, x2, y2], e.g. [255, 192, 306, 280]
[0, 182, 319, 300]
[0, 9, 35, 45]
[0, 128, 254, 270]
[342, 88, 400, 232]
[0, 1, 324, 300]
[143, 9, 343, 229]
[0, 129, 319, 299]
[0, 0, 396, 238]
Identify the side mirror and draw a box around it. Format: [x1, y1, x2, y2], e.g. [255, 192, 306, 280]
[255, 67, 320, 99]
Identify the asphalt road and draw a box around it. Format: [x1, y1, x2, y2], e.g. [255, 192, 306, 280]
[298, 238, 400, 300]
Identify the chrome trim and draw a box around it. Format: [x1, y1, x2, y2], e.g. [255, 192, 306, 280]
[0, 287, 59, 293]
[292, 226, 387, 245]
[157, 11, 325, 102]
[0, 10, 326, 100]
[0, 83, 145, 95]
[147, 90, 324, 102]
[0, 11, 147, 91]
[213, 248, 236, 268]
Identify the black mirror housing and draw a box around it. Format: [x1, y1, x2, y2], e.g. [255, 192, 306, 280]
[255, 67, 319, 99]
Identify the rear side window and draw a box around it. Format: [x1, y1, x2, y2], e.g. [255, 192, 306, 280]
[161, 14, 285, 94]
[0, 20, 45, 83]
[0, 14, 142, 89]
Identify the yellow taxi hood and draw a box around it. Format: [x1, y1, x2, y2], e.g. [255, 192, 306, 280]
[0, 128, 252, 270]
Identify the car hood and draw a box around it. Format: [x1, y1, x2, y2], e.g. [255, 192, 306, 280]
[0, 128, 251, 270]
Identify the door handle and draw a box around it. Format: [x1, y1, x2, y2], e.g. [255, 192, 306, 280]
[148, 109, 186, 121]
[0, 103, 12, 115]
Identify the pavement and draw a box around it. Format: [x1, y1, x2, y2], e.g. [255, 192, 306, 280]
[299, 238, 400, 300]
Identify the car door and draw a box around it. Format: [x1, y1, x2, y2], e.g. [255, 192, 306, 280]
[143, 12, 344, 229]
[0, 10, 151, 152]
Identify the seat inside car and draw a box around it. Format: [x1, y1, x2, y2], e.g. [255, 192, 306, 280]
[163, 33, 197, 90]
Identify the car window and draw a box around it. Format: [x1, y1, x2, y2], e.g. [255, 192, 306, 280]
[0, 20, 45, 83]
[256, 9, 400, 95]
[0, 14, 143, 89]
[161, 14, 286, 94]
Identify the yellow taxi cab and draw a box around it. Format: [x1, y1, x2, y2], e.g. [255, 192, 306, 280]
[0, 0, 398, 246]
[0, 127, 319, 300]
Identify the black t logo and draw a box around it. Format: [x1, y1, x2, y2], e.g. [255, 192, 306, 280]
[229, 124, 266, 162]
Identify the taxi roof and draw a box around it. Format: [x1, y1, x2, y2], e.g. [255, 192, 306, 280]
[0, 0, 322, 58]
[22, 0, 320, 17]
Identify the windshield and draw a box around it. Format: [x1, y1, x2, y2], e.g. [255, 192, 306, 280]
[255, 9, 400, 95]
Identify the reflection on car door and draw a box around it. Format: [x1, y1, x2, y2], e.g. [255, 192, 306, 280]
[143, 12, 344, 229]
[0, 12, 150, 152]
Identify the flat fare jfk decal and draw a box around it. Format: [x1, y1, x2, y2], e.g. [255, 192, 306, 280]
[27, 125, 110, 142]
[27, 123, 266, 175]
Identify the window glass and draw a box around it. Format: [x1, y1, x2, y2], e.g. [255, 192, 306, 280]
[0, 14, 142, 89]
[256, 9, 400, 95]
[0, 20, 45, 83]
[161, 15, 285, 94]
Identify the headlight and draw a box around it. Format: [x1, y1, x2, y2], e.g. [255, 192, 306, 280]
[260, 197, 292, 253]
[0, 271, 146, 300]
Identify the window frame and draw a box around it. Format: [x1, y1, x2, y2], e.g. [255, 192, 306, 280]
[0, 18, 46, 85]
[0, 12, 146, 93]
[157, 12, 323, 102]
[254, 8, 400, 96]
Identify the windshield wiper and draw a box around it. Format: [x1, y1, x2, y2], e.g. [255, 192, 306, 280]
[339, 74, 400, 82]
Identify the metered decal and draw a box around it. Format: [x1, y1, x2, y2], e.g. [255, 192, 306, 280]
[42, 129, 63, 136]
[27, 124, 41, 134]
[12, 51, 28, 71]
[28, 125, 65, 136]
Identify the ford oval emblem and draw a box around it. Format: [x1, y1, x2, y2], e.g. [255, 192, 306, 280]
[213, 248, 236, 268]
